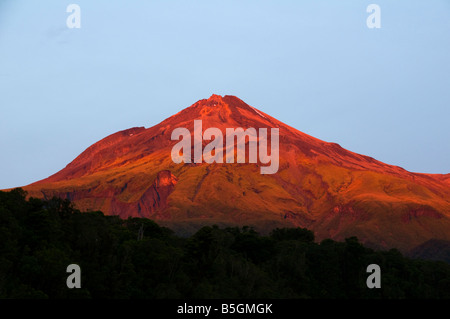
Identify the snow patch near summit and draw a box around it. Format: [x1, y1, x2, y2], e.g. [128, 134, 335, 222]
[250, 106, 267, 119]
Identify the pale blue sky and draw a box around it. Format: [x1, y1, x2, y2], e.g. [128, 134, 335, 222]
[1, 0, 449, 189]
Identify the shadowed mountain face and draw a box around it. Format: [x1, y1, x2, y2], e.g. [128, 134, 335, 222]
[407, 239, 450, 263]
[22, 94, 450, 252]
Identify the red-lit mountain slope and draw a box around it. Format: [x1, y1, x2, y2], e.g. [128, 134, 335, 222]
[21, 95, 450, 252]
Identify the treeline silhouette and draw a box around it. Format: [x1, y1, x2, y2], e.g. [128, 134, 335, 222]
[1, 188, 449, 299]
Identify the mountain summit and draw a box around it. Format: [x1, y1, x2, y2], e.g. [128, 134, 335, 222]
[22, 95, 450, 251]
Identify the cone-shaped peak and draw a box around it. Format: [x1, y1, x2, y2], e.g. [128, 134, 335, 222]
[197, 94, 227, 108]
[207, 94, 224, 101]
[191, 94, 233, 121]
[192, 94, 266, 120]
[195, 94, 245, 108]
[20, 95, 450, 253]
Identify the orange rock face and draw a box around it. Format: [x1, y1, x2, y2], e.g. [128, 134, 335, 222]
[21, 94, 450, 252]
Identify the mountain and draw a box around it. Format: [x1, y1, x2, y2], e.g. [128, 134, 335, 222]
[407, 239, 450, 263]
[20, 94, 450, 252]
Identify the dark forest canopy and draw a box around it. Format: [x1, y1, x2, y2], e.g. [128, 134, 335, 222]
[0, 188, 449, 299]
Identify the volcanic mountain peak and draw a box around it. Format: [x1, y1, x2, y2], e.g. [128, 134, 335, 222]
[195, 94, 239, 107]
[188, 94, 269, 122]
[189, 94, 233, 111]
[19, 95, 450, 252]
[199, 95, 233, 119]
[202, 93, 227, 105]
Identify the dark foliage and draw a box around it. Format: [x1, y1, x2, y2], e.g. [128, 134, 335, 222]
[1, 188, 449, 299]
